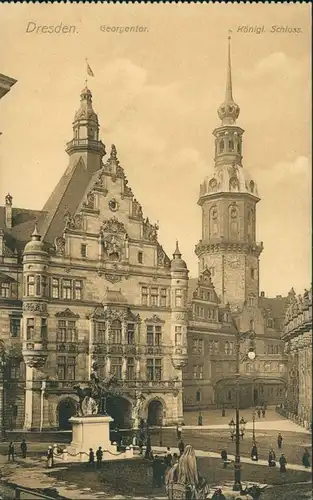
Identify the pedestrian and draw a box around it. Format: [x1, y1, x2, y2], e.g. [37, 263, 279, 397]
[221, 449, 230, 468]
[176, 423, 182, 440]
[257, 408, 261, 418]
[96, 446, 103, 469]
[172, 452, 179, 464]
[198, 412, 203, 426]
[211, 488, 226, 500]
[20, 439, 27, 459]
[138, 437, 144, 455]
[152, 455, 162, 488]
[178, 438, 185, 457]
[46, 446, 54, 468]
[279, 453, 287, 473]
[8, 442, 14, 462]
[88, 448, 95, 467]
[145, 435, 152, 459]
[262, 408, 266, 418]
[277, 433, 283, 449]
[302, 448, 310, 468]
[268, 448, 276, 467]
[165, 447, 173, 468]
[251, 443, 258, 461]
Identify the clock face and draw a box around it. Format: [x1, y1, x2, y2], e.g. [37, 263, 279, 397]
[109, 198, 119, 212]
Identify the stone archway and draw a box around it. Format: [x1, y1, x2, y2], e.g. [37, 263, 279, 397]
[147, 399, 163, 426]
[106, 396, 132, 429]
[57, 398, 77, 430]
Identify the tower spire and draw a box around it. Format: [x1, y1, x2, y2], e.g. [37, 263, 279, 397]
[225, 30, 233, 102]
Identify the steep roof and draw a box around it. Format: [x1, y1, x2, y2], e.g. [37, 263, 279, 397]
[0, 207, 46, 253]
[258, 295, 290, 331]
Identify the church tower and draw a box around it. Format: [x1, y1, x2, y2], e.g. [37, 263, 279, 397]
[195, 35, 263, 310]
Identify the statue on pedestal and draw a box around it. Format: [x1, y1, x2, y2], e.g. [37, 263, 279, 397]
[132, 391, 145, 428]
[74, 362, 120, 417]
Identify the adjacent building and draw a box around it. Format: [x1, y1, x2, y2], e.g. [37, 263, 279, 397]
[282, 287, 312, 428]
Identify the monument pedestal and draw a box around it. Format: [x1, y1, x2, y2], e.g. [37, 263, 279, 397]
[64, 415, 134, 462]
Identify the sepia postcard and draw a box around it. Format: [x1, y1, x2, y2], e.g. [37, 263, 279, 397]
[0, 2, 311, 500]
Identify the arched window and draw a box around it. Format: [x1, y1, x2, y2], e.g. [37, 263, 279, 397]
[219, 140, 225, 153]
[27, 275, 35, 296]
[229, 177, 239, 192]
[229, 139, 234, 152]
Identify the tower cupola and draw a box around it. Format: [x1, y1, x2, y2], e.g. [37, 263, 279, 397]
[171, 241, 187, 271]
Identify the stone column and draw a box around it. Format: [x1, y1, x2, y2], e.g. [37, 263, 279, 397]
[122, 356, 127, 380]
[24, 365, 33, 430]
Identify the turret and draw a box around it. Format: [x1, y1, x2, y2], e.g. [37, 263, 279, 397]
[170, 242, 189, 370]
[22, 225, 49, 368]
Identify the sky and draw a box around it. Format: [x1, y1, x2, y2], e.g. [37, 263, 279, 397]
[0, 3, 311, 297]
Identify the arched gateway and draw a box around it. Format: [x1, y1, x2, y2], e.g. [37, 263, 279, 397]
[57, 398, 77, 430]
[147, 399, 163, 426]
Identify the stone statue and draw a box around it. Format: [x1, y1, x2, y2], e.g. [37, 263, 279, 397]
[132, 391, 145, 427]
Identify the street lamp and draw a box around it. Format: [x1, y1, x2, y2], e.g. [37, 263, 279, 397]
[0, 343, 7, 440]
[232, 321, 256, 492]
[252, 410, 256, 444]
[239, 417, 246, 440]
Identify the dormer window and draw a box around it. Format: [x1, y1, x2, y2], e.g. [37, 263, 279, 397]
[229, 139, 234, 152]
[219, 140, 225, 153]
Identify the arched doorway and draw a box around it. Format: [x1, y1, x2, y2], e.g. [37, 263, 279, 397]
[106, 396, 132, 429]
[58, 398, 77, 430]
[147, 400, 163, 426]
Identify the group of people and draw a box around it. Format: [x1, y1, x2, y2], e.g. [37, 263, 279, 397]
[256, 407, 267, 419]
[7, 439, 28, 461]
[88, 446, 105, 468]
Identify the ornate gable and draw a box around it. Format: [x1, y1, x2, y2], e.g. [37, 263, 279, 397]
[55, 308, 80, 319]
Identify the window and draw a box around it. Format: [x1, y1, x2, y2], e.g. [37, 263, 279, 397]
[175, 289, 182, 307]
[151, 288, 159, 307]
[62, 280, 72, 300]
[94, 321, 106, 343]
[35, 276, 41, 295]
[74, 280, 83, 300]
[193, 365, 203, 379]
[175, 326, 182, 346]
[41, 276, 47, 297]
[111, 320, 122, 344]
[192, 338, 203, 354]
[0, 282, 10, 298]
[111, 357, 122, 379]
[138, 251, 143, 264]
[26, 318, 35, 340]
[10, 316, 21, 338]
[229, 139, 234, 152]
[57, 356, 76, 380]
[126, 323, 135, 345]
[224, 341, 230, 355]
[52, 278, 59, 299]
[229, 342, 234, 355]
[160, 288, 167, 307]
[10, 360, 20, 379]
[208, 340, 213, 354]
[57, 320, 77, 343]
[141, 286, 148, 306]
[27, 276, 35, 296]
[127, 357, 135, 380]
[146, 324, 162, 346]
[248, 296, 255, 307]
[41, 318, 47, 340]
[97, 356, 106, 378]
[147, 358, 162, 381]
[214, 340, 219, 353]
[196, 390, 201, 403]
[267, 318, 274, 328]
[219, 140, 224, 153]
[81, 244, 87, 258]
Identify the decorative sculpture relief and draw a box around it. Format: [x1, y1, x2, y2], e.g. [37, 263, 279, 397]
[55, 308, 80, 318]
[101, 216, 126, 234]
[64, 212, 84, 230]
[157, 244, 171, 268]
[23, 302, 47, 313]
[103, 235, 122, 261]
[104, 273, 123, 284]
[143, 218, 159, 242]
[82, 191, 95, 210]
[144, 314, 164, 324]
[132, 199, 143, 219]
[54, 237, 65, 256]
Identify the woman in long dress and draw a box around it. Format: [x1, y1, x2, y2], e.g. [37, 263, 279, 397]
[166, 445, 209, 499]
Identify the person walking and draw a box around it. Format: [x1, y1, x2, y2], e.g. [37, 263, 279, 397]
[165, 447, 173, 468]
[268, 448, 276, 467]
[262, 407, 266, 418]
[198, 412, 203, 426]
[257, 408, 261, 418]
[279, 453, 287, 473]
[176, 424, 182, 440]
[302, 448, 310, 468]
[96, 446, 103, 469]
[20, 439, 27, 459]
[46, 446, 54, 468]
[221, 449, 229, 468]
[88, 448, 95, 467]
[145, 434, 152, 459]
[251, 443, 258, 461]
[8, 442, 15, 462]
[178, 438, 185, 457]
[277, 433, 283, 449]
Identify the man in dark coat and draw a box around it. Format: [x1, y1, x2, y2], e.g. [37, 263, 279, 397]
[277, 433, 283, 449]
[96, 446, 103, 469]
[152, 455, 162, 488]
[20, 439, 27, 459]
[178, 438, 185, 457]
[251, 443, 258, 461]
[8, 442, 14, 462]
[145, 435, 152, 459]
[279, 453, 287, 472]
[268, 448, 276, 467]
[302, 448, 310, 468]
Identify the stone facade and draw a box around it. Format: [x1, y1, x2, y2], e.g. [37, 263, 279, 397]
[0, 87, 188, 431]
[282, 287, 312, 429]
[183, 38, 288, 411]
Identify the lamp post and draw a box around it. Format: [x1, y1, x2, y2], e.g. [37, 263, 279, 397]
[0, 344, 7, 440]
[252, 410, 256, 444]
[232, 322, 256, 492]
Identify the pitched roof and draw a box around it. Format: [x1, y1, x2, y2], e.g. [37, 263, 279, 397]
[0, 206, 46, 253]
[258, 295, 290, 331]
